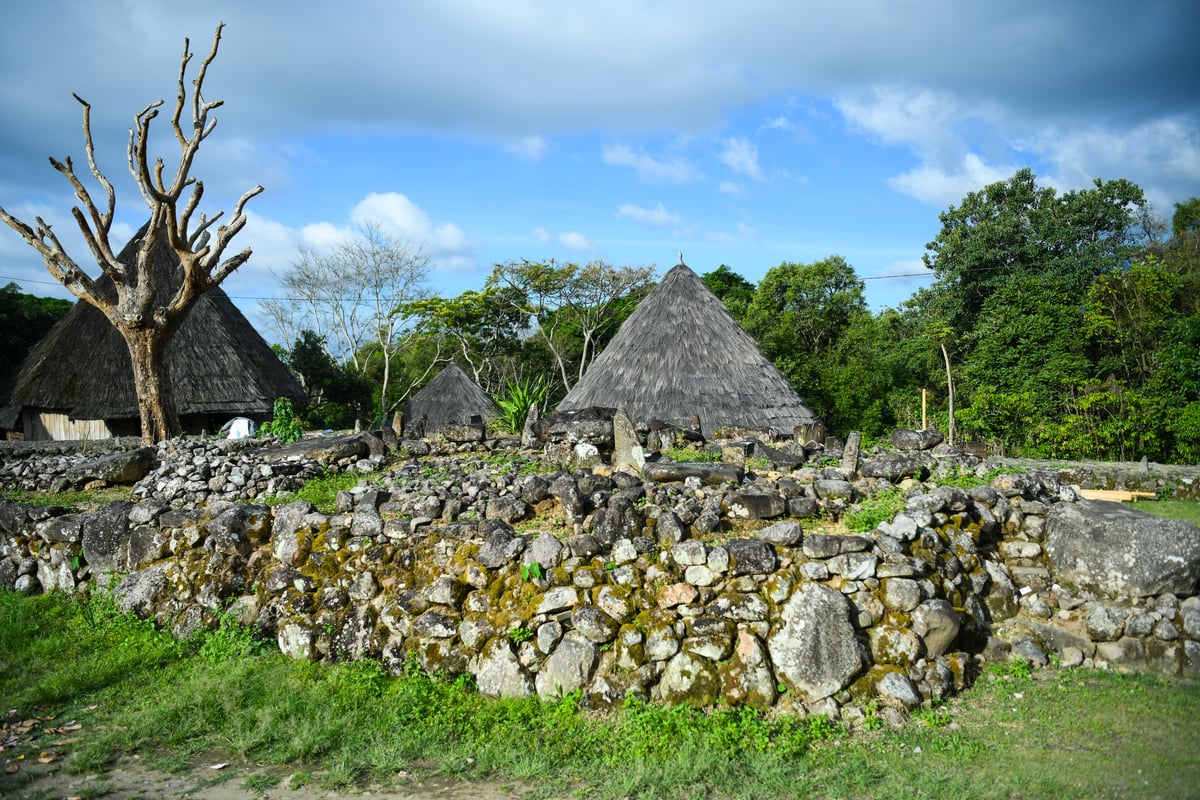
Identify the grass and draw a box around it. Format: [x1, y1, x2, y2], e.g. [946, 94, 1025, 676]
[1132, 498, 1200, 526]
[0, 485, 132, 511]
[2, 589, 1198, 799]
[264, 469, 381, 513]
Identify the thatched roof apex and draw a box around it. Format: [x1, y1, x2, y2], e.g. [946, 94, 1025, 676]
[0, 223, 303, 423]
[557, 259, 819, 436]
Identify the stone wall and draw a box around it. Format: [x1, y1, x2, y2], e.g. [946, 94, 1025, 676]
[2, 435, 1197, 725]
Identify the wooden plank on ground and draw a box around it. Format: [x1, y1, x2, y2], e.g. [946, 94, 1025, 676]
[1078, 489, 1157, 503]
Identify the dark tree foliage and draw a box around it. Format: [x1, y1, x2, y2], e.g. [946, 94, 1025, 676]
[0, 283, 71, 385]
[284, 330, 373, 430]
[701, 264, 755, 323]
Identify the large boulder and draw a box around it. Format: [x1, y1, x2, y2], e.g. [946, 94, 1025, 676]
[767, 583, 864, 700]
[1045, 500, 1200, 598]
[66, 447, 156, 486]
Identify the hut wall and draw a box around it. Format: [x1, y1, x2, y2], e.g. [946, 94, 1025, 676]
[22, 410, 115, 441]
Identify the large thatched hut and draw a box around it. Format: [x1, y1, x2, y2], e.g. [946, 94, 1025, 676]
[556, 259, 819, 437]
[400, 363, 500, 436]
[0, 224, 304, 440]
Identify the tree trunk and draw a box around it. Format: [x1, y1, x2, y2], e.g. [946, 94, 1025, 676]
[124, 327, 181, 444]
[940, 341, 956, 446]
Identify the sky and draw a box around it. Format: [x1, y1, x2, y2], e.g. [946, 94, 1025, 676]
[1, 1, 1198, 344]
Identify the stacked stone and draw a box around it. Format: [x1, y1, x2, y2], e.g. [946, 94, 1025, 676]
[131, 439, 328, 507]
[2, 445, 1198, 723]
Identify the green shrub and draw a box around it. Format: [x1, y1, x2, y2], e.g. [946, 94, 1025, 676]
[258, 397, 305, 443]
[844, 488, 906, 532]
[495, 376, 551, 433]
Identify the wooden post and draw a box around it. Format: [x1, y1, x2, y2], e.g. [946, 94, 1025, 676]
[922, 388, 927, 431]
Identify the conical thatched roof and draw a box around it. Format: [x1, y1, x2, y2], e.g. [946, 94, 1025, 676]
[401, 363, 499, 433]
[0, 223, 303, 431]
[556, 260, 819, 437]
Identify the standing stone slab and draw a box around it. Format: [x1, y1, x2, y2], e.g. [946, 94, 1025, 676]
[768, 583, 864, 700]
[80, 501, 135, 573]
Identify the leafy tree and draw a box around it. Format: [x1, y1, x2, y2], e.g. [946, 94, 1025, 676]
[0, 283, 71, 384]
[486, 259, 655, 391]
[701, 264, 755, 323]
[1173, 198, 1200, 237]
[923, 168, 1146, 344]
[1084, 256, 1182, 384]
[742, 256, 867, 422]
[397, 287, 530, 393]
[0, 25, 262, 443]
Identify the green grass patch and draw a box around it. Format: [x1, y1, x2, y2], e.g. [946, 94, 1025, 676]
[665, 446, 723, 463]
[0, 485, 132, 512]
[2, 589, 1198, 799]
[844, 488, 907, 533]
[265, 469, 381, 513]
[1132, 499, 1200, 526]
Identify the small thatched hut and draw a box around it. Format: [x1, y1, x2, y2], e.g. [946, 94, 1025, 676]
[0, 224, 304, 440]
[400, 363, 500, 436]
[556, 259, 820, 437]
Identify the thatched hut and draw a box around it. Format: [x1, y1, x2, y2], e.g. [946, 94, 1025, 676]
[556, 259, 820, 437]
[0, 225, 304, 440]
[400, 363, 500, 436]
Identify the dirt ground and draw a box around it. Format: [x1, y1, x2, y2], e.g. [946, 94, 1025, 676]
[1, 755, 543, 800]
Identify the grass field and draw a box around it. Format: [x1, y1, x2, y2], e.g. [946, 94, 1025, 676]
[2, 589, 1198, 800]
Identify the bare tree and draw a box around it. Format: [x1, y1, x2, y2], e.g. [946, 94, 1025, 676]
[262, 222, 430, 425]
[0, 23, 262, 443]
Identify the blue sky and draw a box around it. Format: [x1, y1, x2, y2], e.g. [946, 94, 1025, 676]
[1, 1, 1198, 343]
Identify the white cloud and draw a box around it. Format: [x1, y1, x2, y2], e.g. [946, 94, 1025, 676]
[616, 202, 680, 227]
[505, 135, 547, 161]
[718, 137, 764, 180]
[887, 153, 1016, 206]
[602, 143, 698, 183]
[350, 192, 476, 272]
[532, 227, 551, 244]
[558, 231, 596, 252]
[761, 115, 793, 132]
[1038, 117, 1200, 208]
[718, 181, 743, 197]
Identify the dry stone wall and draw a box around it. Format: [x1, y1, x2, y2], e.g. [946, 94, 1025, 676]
[1, 432, 1198, 724]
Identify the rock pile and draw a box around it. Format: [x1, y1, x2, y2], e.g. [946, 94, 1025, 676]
[2, 433, 1197, 722]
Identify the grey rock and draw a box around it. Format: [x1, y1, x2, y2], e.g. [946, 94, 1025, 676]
[1046, 500, 1200, 598]
[881, 578, 922, 612]
[66, 447, 155, 486]
[536, 631, 599, 699]
[814, 479, 854, 500]
[659, 650, 721, 707]
[724, 490, 786, 520]
[876, 669, 923, 709]
[643, 462, 744, 485]
[112, 564, 170, 616]
[891, 429, 944, 451]
[726, 539, 777, 575]
[1010, 636, 1049, 666]
[80, 501, 134, 573]
[477, 527, 525, 568]
[476, 637, 536, 698]
[527, 532, 566, 569]
[572, 605, 619, 643]
[768, 583, 864, 700]
[753, 520, 803, 547]
[911, 599, 961, 657]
